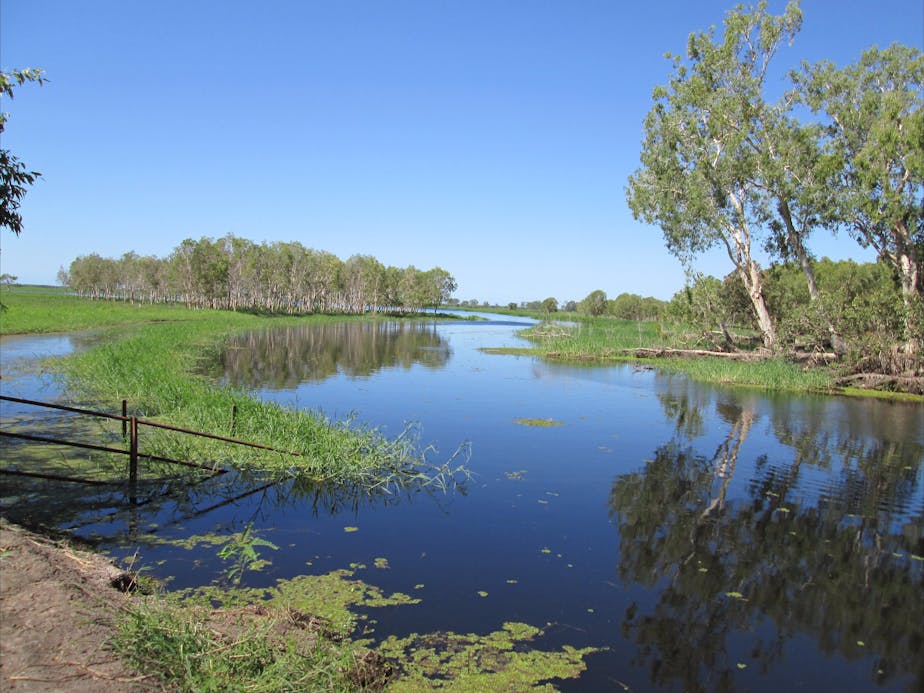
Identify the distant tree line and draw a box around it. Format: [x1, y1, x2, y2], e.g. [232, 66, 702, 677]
[59, 235, 457, 314]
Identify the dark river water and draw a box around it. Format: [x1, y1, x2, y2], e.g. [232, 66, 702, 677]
[1, 317, 922, 692]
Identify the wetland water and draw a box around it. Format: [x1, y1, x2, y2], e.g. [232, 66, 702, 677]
[1, 317, 923, 691]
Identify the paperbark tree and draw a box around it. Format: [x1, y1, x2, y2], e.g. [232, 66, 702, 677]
[627, 1, 803, 349]
[795, 44, 924, 354]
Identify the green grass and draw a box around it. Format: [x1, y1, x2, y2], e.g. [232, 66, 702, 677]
[2, 291, 470, 485]
[116, 570, 600, 692]
[649, 355, 834, 391]
[115, 599, 374, 692]
[59, 319, 469, 485]
[514, 317, 852, 394]
[0, 289, 209, 334]
[520, 317, 696, 354]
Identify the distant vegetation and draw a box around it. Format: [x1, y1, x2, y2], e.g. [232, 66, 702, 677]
[60, 235, 456, 315]
[474, 254, 919, 395]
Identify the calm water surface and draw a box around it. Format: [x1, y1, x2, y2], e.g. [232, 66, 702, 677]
[1, 318, 922, 692]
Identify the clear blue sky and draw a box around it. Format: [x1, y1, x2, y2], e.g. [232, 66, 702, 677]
[2, 1, 921, 304]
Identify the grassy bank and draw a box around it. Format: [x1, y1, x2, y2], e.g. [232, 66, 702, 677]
[0, 287, 209, 334]
[1, 291, 468, 485]
[511, 317, 920, 398]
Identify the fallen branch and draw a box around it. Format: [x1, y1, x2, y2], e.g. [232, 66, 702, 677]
[835, 373, 924, 395]
[623, 348, 766, 361]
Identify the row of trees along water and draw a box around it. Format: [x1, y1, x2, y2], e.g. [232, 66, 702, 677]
[58, 235, 457, 314]
[555, 258, 908, 364]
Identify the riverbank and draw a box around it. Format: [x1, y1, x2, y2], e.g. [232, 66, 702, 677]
[0, 290, 472, 487]
[511, 318, 924, 401]
[0, 520, 152, 691]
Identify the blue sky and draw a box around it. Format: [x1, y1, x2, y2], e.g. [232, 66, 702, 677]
[1, 1, 921, 304]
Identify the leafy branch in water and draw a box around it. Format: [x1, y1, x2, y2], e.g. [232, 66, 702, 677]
[216, 522, 278, 586]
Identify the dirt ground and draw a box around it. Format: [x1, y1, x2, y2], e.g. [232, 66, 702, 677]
[0, 520, 158, 691]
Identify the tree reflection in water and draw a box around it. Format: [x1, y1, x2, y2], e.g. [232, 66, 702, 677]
[609, 391, 923, 692]
[203, 321, 451, 389]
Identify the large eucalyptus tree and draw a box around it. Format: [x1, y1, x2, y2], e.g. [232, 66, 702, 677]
[795, 44, 924, 354]
[627, 1, 804, 349]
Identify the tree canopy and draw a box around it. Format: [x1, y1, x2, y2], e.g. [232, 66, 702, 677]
[626, 1, 803, 349]
[627, 1, 923, 357]
[62, 235, 457, 315]
[1, 68, 46, 236]
[794, 43, 924, 352]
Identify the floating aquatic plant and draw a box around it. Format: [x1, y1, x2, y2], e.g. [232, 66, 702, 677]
[377, 621, 603, 691]
[515, 418, 564, 428]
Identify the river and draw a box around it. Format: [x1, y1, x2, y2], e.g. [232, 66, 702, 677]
[1, 316, 922, 692]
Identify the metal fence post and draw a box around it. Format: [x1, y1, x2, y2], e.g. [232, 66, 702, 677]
[129, 416, 138, 485]
[122, 399, 128, 440]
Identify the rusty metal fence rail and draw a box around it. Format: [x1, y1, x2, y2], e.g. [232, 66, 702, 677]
[0, 395, 304, 486]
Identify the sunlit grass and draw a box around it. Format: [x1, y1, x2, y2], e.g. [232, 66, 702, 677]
[521, 318, 694, 354]
[651, 356, 834, 391]
[55, 320, 469, 485]
[0, 290, 208, 334]
[1, 292, 469, 485]
[517, 317, 841, 393]
[115, 598, 369, 692]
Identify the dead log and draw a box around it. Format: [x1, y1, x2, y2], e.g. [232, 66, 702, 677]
[835, 373, 924, 395]
[624, 348, 766, 361]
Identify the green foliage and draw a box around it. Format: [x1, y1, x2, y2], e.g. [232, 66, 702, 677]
[63, 235, 458, 315]
[578, 289, 608, 316]
[666, 273, 752, 332]
[626, 2, 804, 348]
[216, 523, 279, 586]
[764, 258, 903, 352]
[795, 43, 924, 347]
[609, 292, 666, 321]
[1, 68, 46, 236]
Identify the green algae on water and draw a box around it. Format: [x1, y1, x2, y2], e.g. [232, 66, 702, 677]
[378, 621, 603, 691]
[515, 418, 564, 428]
[178, 566, 420, 636]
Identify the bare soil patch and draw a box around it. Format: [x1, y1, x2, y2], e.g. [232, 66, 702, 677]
[0, 520, 156, 691]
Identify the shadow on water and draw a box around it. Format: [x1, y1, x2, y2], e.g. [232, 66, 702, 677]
[604, 388, 923, 692]
[1, 455, 464, 547]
